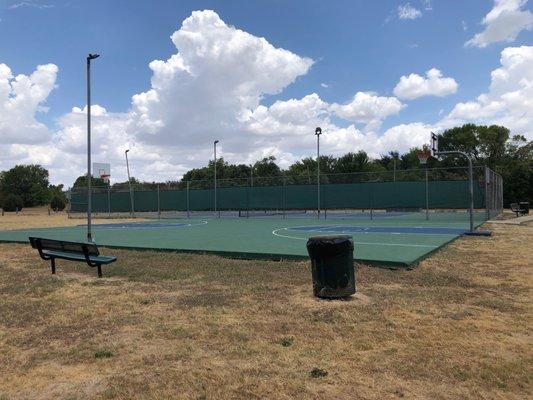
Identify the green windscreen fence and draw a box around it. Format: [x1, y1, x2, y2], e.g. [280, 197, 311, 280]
[70, 179, 486, 213]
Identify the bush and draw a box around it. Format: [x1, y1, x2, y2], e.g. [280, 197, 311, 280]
[50, 194, 66, 211]
[2, 194, 24, 212]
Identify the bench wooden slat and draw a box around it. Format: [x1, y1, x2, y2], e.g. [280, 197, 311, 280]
[42, 250, 117, 264]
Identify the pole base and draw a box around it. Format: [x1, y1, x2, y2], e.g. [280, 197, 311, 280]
[463, 230, 492, 237]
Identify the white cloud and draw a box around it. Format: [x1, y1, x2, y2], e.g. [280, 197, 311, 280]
[465, 0, 533, 48]
[440, 46, 533, 138]
[329, 92, 404, 129]
[128, 10, 314, 150]
[8, 1, 54, 10]
[398, 3, 422, 20]
[0, 63, 57, 144]
[393, 68, 458, 100]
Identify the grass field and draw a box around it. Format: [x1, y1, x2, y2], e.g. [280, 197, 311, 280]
[0, 209, 531, 399]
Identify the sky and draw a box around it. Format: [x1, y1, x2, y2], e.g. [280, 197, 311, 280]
[0, 0, 532, 185]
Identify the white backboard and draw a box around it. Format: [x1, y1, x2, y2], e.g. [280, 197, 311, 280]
[93, 163, 111, 182]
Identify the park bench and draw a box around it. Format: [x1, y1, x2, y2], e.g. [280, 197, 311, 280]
[510, 202, 529, 218]
[29, 237, 117, 278]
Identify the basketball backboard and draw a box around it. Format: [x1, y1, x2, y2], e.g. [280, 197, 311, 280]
[93, 162, 111, 183]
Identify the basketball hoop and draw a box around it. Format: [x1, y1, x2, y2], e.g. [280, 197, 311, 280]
[417, 150, 431, 165]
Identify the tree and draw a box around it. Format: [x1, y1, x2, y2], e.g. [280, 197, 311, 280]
[2, 194, 24, 212]
[252, 156, 282, 177]
[72, 175, 108, 188]
[0, 165, 50, 207]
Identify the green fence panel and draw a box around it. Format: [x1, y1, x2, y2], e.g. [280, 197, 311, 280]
[218, 186, 248, 210]
[134, 190, 158, 212]
[159, 189, 187, 211]
[248, 186, 283, 209]
[189, 188, 215, 211]
[323, 183, 371, 209]
[285, 184, 315, 209]
[69, 179, 487, 213]
[110, 191, 131, 213]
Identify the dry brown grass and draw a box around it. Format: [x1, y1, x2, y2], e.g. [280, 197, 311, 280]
[0, 207, 140, 231]
[0, 211, 531, 399]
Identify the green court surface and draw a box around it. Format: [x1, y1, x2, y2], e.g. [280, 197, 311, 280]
[0, 211, 488, 267]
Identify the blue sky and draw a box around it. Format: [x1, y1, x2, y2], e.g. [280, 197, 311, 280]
[0, 0, 532, 184]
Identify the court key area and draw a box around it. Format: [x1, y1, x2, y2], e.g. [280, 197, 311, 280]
[0, 212, 487, 267]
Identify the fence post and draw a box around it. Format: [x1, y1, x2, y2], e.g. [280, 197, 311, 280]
[247, 177, 250, 218]
[370, 182, 374, 221]
[157, 184, 160, 219]
[107, 186, 111, 217]
[186, 181, 190, 219]
[282, 175, 286, 219]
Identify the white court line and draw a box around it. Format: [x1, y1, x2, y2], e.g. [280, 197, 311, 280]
[271, 227, 438, 248]
[94, 220, 208, 229]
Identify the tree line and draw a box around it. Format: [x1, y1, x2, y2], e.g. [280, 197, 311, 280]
[0, 165, 67, 212]
[1, 124, 531, 210]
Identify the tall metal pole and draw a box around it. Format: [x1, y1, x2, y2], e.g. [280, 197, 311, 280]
[468, 156, 474, 232]
[315, 127, 322, 220]
[86, 53, 99, 242]
[214, 140, 219, 217]
[393, 158, 396, 181]
[125, 149, 134, 217]
[425, 168, 429, 221]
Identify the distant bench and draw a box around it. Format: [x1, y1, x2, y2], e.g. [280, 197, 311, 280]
[29, 237, 117, 278]
[510, 202, 529, 218]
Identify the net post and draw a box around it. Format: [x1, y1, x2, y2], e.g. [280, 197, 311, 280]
[186, 181, 190, 219]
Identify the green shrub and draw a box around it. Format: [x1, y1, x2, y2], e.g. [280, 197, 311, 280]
[50, 194, 66, 211]
[2, 194, 24, 212]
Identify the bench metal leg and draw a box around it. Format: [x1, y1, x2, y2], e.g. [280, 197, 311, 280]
[51, 258, 56, 274]
[97, 265, 102, 278]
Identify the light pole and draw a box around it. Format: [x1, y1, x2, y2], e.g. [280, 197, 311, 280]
[315, 127, 322, 219]
[125, 149, 134, 217]
[214, 140, 219, 217]
[86, 53, 99, 242]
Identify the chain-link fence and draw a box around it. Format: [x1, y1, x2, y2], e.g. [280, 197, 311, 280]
[68, 166, 503, 221]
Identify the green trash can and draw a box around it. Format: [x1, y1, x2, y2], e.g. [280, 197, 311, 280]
[306, 235, 355, 299]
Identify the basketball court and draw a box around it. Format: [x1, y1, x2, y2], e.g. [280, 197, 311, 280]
[0, 210, 488, 267]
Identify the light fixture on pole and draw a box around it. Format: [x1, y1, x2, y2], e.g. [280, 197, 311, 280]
[214, 140, 219, 217]
[86, 53, 100, 242]
[125, 149, 134, 217]
[315, 127, 322, 219]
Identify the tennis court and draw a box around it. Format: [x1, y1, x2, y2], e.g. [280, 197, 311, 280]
[0, 210, 488, 266]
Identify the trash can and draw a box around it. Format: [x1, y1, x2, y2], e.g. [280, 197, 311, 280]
[519, 202, 529, 214]
[306, 235, 355, 299]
